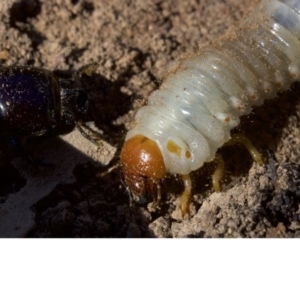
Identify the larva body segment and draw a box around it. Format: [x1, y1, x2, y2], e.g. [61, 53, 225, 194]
[121, 0, 300, 209]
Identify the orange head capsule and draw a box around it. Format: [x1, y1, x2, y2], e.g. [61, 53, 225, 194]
[120, 134, 166, 197]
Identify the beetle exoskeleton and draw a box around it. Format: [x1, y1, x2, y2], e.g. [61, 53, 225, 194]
[0, 64, 98, 158]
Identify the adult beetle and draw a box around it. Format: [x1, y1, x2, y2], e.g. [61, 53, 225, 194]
[0, 64, 97, 158]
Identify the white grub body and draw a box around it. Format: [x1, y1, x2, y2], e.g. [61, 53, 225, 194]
[125, 0, 300, 175]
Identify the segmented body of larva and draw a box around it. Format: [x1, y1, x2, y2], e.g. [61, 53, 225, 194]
[120, 0, 300, 215]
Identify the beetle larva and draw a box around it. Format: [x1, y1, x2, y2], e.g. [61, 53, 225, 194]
[120, 0, 300, 215]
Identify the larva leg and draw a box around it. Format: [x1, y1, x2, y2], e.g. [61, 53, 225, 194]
[150, 179, 162, 209]
[211, 153, 225, 192]
[156, 181, 162, 206]
[179, 174, 192, 216]
[225, 133, 264, 165]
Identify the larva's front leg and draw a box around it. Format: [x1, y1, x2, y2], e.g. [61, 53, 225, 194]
[179, 174, 192, 216]
[211, 153, 225, 193]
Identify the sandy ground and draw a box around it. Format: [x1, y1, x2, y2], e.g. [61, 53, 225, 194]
[0, 0, 299, 237]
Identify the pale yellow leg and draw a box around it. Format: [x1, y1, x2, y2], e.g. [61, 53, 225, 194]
[156, 181, 162, 206]
[211, 153, 225, 192]
[225, 133, 264, 165]
[149, 179, 162, 209]
[180, 174, 192, 216]
[211, 134, 263, 192]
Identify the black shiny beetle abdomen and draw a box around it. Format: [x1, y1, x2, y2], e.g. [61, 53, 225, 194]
[0, 66, 88, 138]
